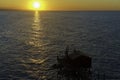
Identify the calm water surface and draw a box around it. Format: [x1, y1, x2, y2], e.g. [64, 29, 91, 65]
[0, 11, 120, 80]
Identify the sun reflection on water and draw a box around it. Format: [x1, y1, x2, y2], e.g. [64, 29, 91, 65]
[25, 11, 47, 79]
[20, 11, 53, 80]
[29, 11, 43, 48]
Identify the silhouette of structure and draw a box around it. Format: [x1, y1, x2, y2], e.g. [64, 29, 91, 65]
[51, 47, 92, 80]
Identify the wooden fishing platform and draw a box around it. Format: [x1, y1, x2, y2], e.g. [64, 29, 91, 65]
[51, 47, 92, 80]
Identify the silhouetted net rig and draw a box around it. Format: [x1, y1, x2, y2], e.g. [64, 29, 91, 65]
[48, 47, 108, 80]
[50, 47, 92, 80]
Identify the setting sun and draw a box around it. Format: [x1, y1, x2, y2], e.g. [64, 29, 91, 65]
[33, 2, 41, 9]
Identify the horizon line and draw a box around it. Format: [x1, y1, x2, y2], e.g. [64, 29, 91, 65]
[0, 8, 120, 12]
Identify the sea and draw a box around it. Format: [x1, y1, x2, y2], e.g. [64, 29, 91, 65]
[0, 11, 120, 80]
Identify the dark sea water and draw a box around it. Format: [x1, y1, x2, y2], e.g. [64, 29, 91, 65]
[0, 11, 120, 80]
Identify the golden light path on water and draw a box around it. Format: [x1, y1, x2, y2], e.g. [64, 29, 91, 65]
[29, 11, 43, 48]
[28, 10, 47, 59]
[24, 11, 48, 79]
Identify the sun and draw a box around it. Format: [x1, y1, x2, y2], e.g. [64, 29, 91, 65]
[33, 2, 41, 9]
[28, 1, 45, 10]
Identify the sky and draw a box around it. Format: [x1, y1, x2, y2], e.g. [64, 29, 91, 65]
[0, 0, 120, 11]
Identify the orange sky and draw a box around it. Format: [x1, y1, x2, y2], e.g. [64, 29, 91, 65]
[0, 0, 120, 11]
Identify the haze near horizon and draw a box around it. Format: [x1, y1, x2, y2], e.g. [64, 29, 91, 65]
[0, 0, 120, 11]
